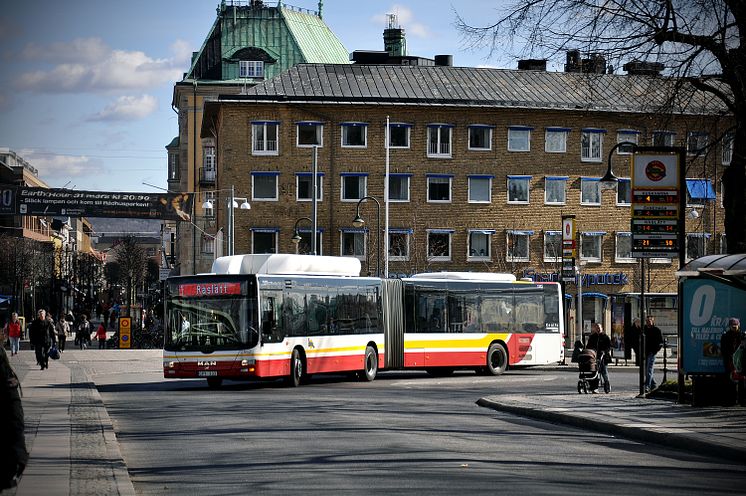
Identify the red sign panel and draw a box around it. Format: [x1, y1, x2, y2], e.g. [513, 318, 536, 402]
[178, 282, 242, 297]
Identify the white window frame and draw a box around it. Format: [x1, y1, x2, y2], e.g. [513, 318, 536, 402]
[468, 126, 493, 151]
[341, 123, 368, 148]
[468, 176, 492, 204]
[388, 230, 411, 261]
[616, 130, 639, 154]
[544, 177, 567, 205]
[388, 124, 411, 149]
[341, 174, 367, 202]
[340, 230, 366, 259]
[507, 176, 530, 204]
[652, 131, 675, 147]
[294, 230, 323, 256]
[467, 230, 493, 261]
[251, 121, 279, 156]
[580, 232, 604, 263]
[687, 131, 709, 156]
[202, 145, 216, 181]
[720, 233, 728, 254]
[427, 125, 453, 158]
[201, 234, 215, 254]
[296, 122, 323, 147]
[581, 130, 604, 162]
[616, 178, 632, 206]
[239, 60, 264, 79]
[581, 178, 601, 206]
[615, 232, 634, 263]
[251, 173, 279, 201]
[202, 191, 215, 218]
[388, 174, 410, 202]
[252, 230, 278, 254]
[508, 127, 531, 152]
[686, 234, 709, 262]
[296, 173, 323, 202]
[545, 128, 568, 153]
[543, 231, 562, 262]
[427, 230, 453, 261]
[427, 176, 452, 203]
[506, 230, 531, 262]
[722, 133, 734, 165]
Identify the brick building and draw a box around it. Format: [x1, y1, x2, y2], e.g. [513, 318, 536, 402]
[199, 62, 732, 344]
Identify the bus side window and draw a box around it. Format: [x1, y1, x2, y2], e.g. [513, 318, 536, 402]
[261, 294, 284, 342]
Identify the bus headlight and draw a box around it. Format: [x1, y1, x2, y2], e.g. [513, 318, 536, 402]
[168, 361, 175, 368]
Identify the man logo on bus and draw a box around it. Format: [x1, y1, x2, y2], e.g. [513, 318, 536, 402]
[645, 160, 667, 182]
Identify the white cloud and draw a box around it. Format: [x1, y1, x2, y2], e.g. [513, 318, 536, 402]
[14, 37, 188, 93]
[19, 149, 106, 182]
[88, 94, 158, 122]
[372, 5, 430, 38]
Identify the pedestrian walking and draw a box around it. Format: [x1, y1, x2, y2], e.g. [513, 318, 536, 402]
[0, 346, 28, 489]
[586, 322, 612, 393]
[720, 317, 744, 406]
[76, 314, 91, 350]
[28, 309, 55, 370]
[643, 316, 663, 392]
[55, 313, 69, 352]
[3, 312, 22, 356]
[95, 322, 107, 349]
[625, 318, 642, 366]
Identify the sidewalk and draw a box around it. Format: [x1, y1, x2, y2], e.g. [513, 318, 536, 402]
[4, 351, 135, 496]
[478, 392, 746, 463]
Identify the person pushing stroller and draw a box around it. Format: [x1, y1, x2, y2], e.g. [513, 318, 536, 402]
[578, 323, 612, 394]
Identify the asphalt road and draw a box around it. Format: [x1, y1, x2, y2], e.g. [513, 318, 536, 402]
[85, 354, 745, 495]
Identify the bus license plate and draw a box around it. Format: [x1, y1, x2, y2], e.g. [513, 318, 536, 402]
[198, 371, 218, 377]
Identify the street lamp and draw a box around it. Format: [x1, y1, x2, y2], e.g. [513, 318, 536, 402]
[201, 187, 250, 256]
[291, 217, 313, 253]
[600, 141, 636, 191]
[352, 196, 381, 277]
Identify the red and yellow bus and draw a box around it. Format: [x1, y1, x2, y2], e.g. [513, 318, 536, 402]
[163, 254, 563, 387]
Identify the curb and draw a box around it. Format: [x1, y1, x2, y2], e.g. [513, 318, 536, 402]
[476, 397, 746, 464]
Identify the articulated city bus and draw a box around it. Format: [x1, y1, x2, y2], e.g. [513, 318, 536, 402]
[163, 254, 563, 387]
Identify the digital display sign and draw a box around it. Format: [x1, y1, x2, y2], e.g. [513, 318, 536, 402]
[178, 282, 243, 297]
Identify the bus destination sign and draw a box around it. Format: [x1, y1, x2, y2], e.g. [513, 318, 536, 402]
[178, 282, 242, 297]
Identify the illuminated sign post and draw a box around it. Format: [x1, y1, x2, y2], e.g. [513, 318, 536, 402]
[561, 215, 576, 283]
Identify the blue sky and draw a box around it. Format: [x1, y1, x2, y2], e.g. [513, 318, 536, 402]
[0, 0, 529, 193]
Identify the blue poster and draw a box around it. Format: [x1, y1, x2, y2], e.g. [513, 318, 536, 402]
[682, 279, 746, 374]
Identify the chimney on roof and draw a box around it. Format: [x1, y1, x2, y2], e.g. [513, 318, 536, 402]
[565, 50, 581, 72]
[383, 13, 407, 57]
[518, 59, 547, 71]
[434, 55, 453, 67]
[623, 60, 665, 76]
[564, 50, 606, 74]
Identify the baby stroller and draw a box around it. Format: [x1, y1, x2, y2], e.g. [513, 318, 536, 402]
[577, 348, 610, 394]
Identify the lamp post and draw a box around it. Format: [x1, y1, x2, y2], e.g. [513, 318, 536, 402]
[201, 187, 250, 256]
[291, 217, 314, 253]
[352, 196, 381, 277]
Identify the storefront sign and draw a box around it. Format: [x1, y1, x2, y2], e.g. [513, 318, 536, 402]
[523, 269, 629, 286]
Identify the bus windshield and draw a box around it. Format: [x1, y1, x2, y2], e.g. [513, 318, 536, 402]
[165, 281, 258, 351]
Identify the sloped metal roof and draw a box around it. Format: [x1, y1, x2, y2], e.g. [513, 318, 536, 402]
[280, 8, 349, 64]
[679, 254, 746, 277]
[238, 64, 729, 115]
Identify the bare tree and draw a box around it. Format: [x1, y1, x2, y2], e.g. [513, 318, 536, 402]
[456, 1, 745, 252]
[109, 236, 148, 315]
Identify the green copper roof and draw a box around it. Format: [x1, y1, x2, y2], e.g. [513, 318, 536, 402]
[280, 7, 349, 64]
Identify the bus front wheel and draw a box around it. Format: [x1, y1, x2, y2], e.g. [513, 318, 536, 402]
[358, 345, 378, 382]
[288, 348, 305, 387]
[485, 343, 508, 376]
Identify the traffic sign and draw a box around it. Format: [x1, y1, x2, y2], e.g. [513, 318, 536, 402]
[119, 317, 131, 349]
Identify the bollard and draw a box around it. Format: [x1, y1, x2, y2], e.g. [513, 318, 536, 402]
[662, 336, 668, 383]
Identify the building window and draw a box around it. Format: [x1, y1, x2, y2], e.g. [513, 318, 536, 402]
[581, 177, 601, 205]
[468, 126, 493, 150]
[202, 191, 215, 218]
[723, 133, 734, 165]
[297, 122, 323, 147]
[581, 129, 604, 162]
[296, 173, 323, 201]
[506, 230, 532, 262]
[720, 234, 728, 254]
[252, 230, 277, 254]
[168, 153, 179, 180]
[545, 128, 568, 153]
[294, 230, 323, 255]
[341, 230, 366, 258]
[252, 121, 279, 155]
[580, 232, 604, 262]
[388, 230, 411, 261]
[468, 230, 493, 260]
[508, 126, 531, 152]
[427, 231, 452, 261]
[615, 232, 634, 262]
[617, 178, 631, 205]
[427, 176, 452, 202]
[341, 123, 367, 147]
[468, 176, 492, 203]
[686, 233, 709, 261]
[201, 234, 215, 254]
[389, 123, 411, 148]
[252, 172, 279, 201]
[686, 178, 716, 206]
[239, 60, 264, 78]
[687, 132, 709, 156]
[388, 174, 410, 202]
[544, 176, 567, 205]
[652, 131, 675, 147]
[507, 175, 530, 203]
[617, 130, 639, 154]
[203, 145, 216, 181]
[341, 174, 367, 201]
[427, 125, 452, 157]
[543, 231, 562, 262]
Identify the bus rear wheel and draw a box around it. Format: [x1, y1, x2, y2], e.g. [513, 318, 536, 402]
[358, 345, 378, 382]
[288, 348, 305, 387]
[485, 343, 508, 376]
[207, 377, 223, 389]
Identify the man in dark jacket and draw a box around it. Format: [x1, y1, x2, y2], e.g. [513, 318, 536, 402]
[643, 316, 663, 392]
[0, 346, 28, 489]
[29, 308, 56, 370]
[586, 322, 612, 392]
